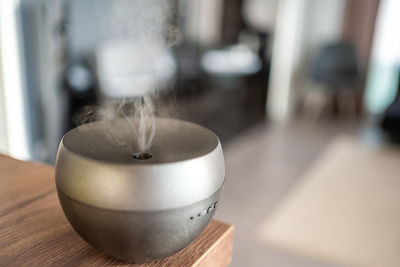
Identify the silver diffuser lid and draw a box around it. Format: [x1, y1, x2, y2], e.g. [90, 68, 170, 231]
[55, 117, 225, 211]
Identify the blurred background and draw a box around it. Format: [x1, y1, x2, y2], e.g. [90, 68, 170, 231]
[1, 0, 400, 266]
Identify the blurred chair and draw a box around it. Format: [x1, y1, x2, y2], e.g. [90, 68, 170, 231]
[310, 41, 361, 117]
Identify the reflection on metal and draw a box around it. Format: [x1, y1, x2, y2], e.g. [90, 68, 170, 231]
[55, 117, 225, 262]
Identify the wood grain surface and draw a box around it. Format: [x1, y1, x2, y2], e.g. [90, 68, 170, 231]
[0, 155, 233, 266]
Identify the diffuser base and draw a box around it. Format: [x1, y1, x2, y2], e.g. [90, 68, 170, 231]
[57, 187, 222, 263]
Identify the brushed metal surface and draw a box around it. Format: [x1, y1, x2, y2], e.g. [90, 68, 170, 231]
[55, 117, 225, 262]
[58, 187, 222, 263]
[62, 117, 219, 164]
[55, 117, 225, 211]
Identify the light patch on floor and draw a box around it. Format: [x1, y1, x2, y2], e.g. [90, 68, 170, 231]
[257, 136, 400, 267]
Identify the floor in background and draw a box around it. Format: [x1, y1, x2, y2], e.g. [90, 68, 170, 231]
[214, 118, 370, 267]
[258, 136, 400, 267]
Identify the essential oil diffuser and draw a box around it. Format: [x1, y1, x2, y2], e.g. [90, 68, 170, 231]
[55, 117, 225, 263]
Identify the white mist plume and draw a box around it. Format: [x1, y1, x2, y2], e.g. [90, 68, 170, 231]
[92, 0, 180, 153]
[116, 96, 156, 152]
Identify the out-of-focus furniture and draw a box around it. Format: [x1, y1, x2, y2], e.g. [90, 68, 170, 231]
[312, 42, 360, 87]
[96, 41, 176, 99]
[310, 41, 361, 117]
[0, 155, 234, 266]
[201, 44, 261, 78]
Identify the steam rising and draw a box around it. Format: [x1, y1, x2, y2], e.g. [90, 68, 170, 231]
[116, 96, 156, 152]
[75, 0, 181, 153]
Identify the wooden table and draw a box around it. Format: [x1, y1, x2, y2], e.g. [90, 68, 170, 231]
[0, 155, 233, 266]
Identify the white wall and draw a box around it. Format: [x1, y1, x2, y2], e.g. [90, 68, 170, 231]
[267, 0, 307, 121]
[365, 0, 400, 114]
[179, 0, 223, 46]
[267, 0, 346, 121]
[0, 68, 8, 154]
[0, 0, 30, 159]
[242, 0, 278, 31]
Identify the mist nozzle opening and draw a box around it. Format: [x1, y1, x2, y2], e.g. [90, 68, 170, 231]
[132, 152, 152, 160]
